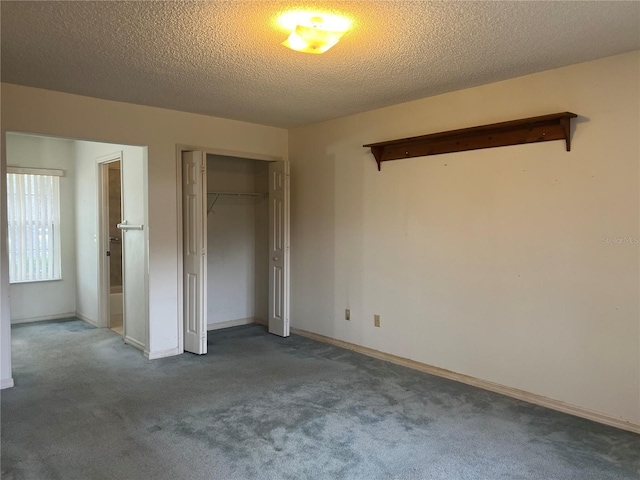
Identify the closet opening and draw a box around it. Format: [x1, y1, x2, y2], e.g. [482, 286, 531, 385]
[206, 154, 270, 331]
[178, 148, 290, 355]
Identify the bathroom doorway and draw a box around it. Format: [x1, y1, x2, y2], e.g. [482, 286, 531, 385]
[101, 159, 124, 335]
[97, 147, 147, 352]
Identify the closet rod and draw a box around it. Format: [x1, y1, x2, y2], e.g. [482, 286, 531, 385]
[206, 192, 267, 215]
[207, 192, 266, 197]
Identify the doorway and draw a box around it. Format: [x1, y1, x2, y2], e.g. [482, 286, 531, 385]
[101, 160, 124, 335]
[4, 133, 148, 354]
[96, 148, 148, 353]
[177, 148, 290, 355]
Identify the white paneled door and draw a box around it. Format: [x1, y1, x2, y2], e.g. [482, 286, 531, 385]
[182, 151, 207, 354]
[268, 161, 290, 337]
[117, 154, 148, 351]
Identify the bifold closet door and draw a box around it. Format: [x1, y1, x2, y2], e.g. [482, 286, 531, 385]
[182, 151, 207, 354]
[268, 161, 290, 337]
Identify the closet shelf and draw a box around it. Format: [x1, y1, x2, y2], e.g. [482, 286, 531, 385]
[364, 112, 578, 171]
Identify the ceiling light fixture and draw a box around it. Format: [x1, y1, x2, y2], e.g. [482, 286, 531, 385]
[279, 11, 351, 54]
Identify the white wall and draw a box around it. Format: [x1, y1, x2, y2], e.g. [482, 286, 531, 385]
[73, 141, 99, 323]
[0, 83, 288, 365]
[206, 155, 269, 326]
[289, 51, 640, 425]
[6, 134, 77, 323]
[1, 151, 12, 387]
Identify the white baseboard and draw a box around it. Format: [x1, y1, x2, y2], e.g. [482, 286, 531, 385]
[124, 335, 145, 352]
[291, 327, 640, 434]
[208, 317, 256, 331]
[145, 347, 180, 360]
[11, 312, 76, 324]
[75, 312, 99, 327]
[1, 378, 14, 389]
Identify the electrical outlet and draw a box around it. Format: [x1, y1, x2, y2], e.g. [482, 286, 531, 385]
[374, 314, 381, 327]
[345, 309, 351, 321]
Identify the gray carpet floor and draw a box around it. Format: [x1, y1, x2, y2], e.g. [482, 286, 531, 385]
[1, 319, 638, 480]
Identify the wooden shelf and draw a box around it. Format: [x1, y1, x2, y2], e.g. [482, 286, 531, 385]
[364, 112, 578, 171]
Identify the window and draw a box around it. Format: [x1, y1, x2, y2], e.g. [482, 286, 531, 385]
[6, 167, 63, 283]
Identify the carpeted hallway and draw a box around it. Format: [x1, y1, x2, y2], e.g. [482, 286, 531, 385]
[1, 319, 638, 480]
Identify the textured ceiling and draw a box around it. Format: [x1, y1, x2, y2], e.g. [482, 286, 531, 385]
[2, 1, 639, 128]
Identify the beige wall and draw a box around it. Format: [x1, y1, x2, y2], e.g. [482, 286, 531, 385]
[1, 84, 288, 361]
[289, 51, 640, 425]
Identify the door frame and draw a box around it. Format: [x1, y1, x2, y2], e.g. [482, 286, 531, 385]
[97, 152, 123, 331]
[175, 144, 283, 353]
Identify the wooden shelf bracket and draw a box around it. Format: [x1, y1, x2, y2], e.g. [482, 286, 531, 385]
[364, 112, 578, 171]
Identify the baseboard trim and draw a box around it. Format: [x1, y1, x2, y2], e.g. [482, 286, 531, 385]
[124, 335, 145, 352]
[145, 347, 180, 360]
[208, 317, 256, 331]
[291, 328, 640, 434]
[253, 317, 268, 326]
[11, 312, 76, 324]
[75, 312, 99, 327]
[1, 378, 14, 389]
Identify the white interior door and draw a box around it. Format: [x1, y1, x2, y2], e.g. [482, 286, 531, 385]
[268, 161, 290, 337]
[118, 152, 147, 351]
[182, 151, 207, 354]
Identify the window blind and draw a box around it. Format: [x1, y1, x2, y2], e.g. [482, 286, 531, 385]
[6, 172, 62, 283]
